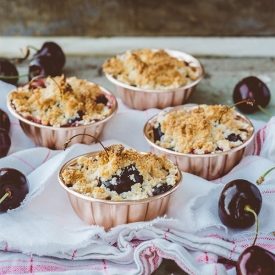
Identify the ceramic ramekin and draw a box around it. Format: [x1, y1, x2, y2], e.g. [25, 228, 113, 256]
[58, 150, 182, 230]
[104, 49, 204, 110]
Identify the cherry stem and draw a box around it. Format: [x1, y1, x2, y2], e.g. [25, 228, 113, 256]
[5, 48, 30, 63]
[26, 45, 39, 52]
[63, 134, 109, 160]
[257, 105, 272, 117]
[0, 73, 31, 79]
[28, 75, 47, 89]
[0, 189, 11, 204]
[218, 99, 255, 124]
[13, 48, 30, 63]
[244, 205, 258, 246]
[257, 167, 275, 184]
[28, 75, 62, 94]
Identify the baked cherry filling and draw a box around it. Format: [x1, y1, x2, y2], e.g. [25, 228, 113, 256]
[63, 95, 110, 127]
[226, 133, 243, 142]
[153, 127, 245, 154]
[100, 164, 143, 194]
[95, 94, 109, 105]
[153, 125, 164, 142]
[61, 143, 179, 201]
[62, 111, 85, 127]
[152, 184, 172, 196]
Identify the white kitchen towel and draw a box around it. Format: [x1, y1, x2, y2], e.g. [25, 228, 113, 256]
[0, 80, 274, 275]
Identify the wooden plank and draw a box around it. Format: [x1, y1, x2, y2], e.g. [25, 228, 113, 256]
[0, 0, 274, 37]
[0, 37, 275, 57]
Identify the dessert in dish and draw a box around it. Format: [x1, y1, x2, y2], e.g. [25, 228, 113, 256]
[7, 75, 113, 127]
[103, 48, 204, 110]
[61, 144, 179, 201]
[152, 104, 253, 154]
[103, 48, 200, 89]
[143, 104, 254, 180]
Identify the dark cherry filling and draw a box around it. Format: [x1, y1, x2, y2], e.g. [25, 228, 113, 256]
[100, 164, 143, 194]
[153, 125, 164, 142]
[235, 115, 243, 121]
[22, 79, 46, 89]
[32, 117, 42, 124]
[95, 94, 108, 105]
[226, 133, 243, 142]
[152, 183, 172, 196]
[62, 111, 85, 127]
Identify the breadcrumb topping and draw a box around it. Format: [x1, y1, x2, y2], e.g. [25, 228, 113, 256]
[153, 105, 253, 154]
[8, 75, 113, 127]
[61, 144, 179, 200]
[103, 49, 200, 89]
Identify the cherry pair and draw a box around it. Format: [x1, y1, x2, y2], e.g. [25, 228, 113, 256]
[218, 168, 275, 274]
[0, 42, 65, 86]
[0, 112, 29, 212]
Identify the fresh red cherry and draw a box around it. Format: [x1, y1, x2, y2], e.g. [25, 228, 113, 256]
[0, 59, 19, 85]
[29, 55, 62, 80]
[28, 42, 65, 80]
[36, 42, 65, 68]
[0, 128, 11, 158]
[0, 168, 29, 212]
[32, 42, 65, 71]
[218, 179, 262, 229]
[0, 109, 11, 133]
[236, 245, 275, 275]
[233, 76, 271, 114]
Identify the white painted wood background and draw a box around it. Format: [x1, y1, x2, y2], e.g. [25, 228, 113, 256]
[0, 37, 275, 57]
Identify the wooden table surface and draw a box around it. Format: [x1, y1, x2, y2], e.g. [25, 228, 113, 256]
[16, 55, 275, 122]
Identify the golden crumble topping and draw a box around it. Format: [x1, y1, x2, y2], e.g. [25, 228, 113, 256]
[8, 75, 113, 127]
[61, 144, 179, 200]
[153, 105, 253, 154]
[103, 49, 200, 89]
